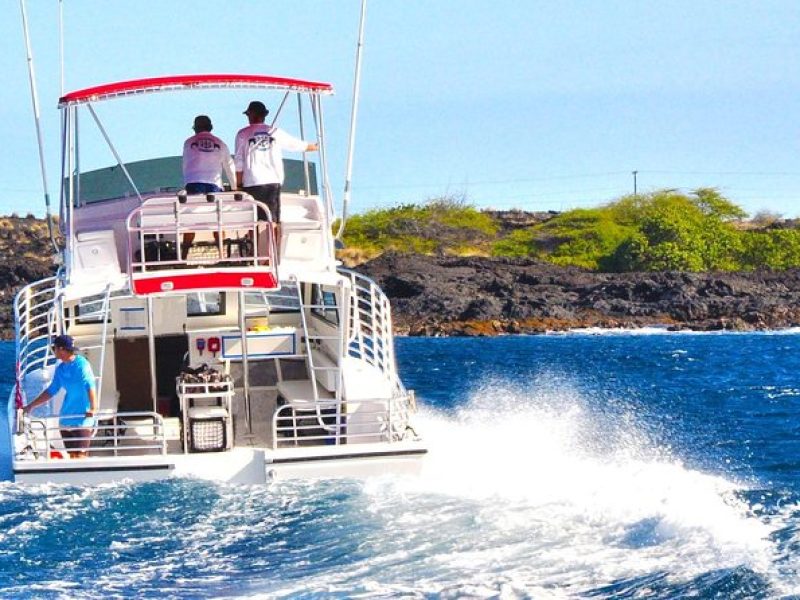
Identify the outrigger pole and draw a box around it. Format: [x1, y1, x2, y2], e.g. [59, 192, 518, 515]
[19, 0, 59, 254]
[58, 0, 64, 97]
[336, 0, 368, 240]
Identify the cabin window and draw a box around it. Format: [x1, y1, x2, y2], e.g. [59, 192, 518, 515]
[244, 281, 300, 315]
[187, 292, 225, 317]
[74, 293, 114, 324]
[310, 284, 339, 326]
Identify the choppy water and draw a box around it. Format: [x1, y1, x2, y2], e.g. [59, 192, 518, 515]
[1, 332, 800, 598]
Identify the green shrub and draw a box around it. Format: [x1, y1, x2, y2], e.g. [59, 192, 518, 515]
[738, 229, 800, 270]
[341, 196, 497, 255]
[338, 188, 800, 273]
[599, 189, 745, 271]
[491, 228, 538, 257]
[533, 208, 637, 270]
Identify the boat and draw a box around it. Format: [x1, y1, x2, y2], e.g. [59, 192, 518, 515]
[6, 73, 426, 485]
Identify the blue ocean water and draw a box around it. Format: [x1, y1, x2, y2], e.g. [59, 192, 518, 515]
[1, 332, 800, 598]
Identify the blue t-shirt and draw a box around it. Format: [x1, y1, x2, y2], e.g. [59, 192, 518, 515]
[46, 355, 96, 427]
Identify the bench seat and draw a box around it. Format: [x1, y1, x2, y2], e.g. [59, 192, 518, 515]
[276, 379, 334, 404]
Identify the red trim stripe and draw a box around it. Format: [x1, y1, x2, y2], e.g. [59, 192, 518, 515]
[132, 270, 278, 295]
[60, 74, 333, 106]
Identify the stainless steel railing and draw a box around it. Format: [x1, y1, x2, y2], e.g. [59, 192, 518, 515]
[339, 268, 404, 394]
[126, 193, 277, 272]
[16, 411, 169, 461]
[271, 391, 416, 448]
[14, 276, 60, 380]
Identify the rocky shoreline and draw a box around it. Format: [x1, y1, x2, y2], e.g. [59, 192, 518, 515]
[2, 249, 800, 339]
[358, 253, 800, 336]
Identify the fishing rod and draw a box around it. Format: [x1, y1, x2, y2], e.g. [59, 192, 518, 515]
[19, 0, 59, 254]
[336, 0, 367, 241]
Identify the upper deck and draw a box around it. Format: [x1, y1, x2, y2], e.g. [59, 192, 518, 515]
[58, 73, 339, 296]
[67, 187, 335, 300]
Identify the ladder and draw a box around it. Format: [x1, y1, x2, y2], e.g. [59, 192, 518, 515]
[291, 276, 345, 439]
[66, 284, 114, 404]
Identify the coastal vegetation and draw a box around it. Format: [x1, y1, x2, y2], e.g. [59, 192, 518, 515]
[0, 202, 799, 338]
[339, 189, 800, 272]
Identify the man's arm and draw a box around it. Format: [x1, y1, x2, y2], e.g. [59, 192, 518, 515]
[86, 387, 98, 416]
[23, 390, 52, 413]
[273, 129, 317, 154]
[25, 366, 62, 413]
[80, 360, 98, 416]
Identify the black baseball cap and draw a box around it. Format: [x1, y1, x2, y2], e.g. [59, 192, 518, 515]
[53, 334, 76, 352]
[193, 115, 213, 132]
[243, 101, 269, 117]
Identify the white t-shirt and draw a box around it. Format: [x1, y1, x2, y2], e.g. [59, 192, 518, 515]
[182, 132, 236, 188]
[234, 123, 308, 187]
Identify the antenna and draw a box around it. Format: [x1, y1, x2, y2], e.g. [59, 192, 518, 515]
[19, 0, 59, 253]
[336, 0, 367, 240]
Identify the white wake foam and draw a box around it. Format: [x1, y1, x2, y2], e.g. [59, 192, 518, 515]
[357, 374, 793, 595]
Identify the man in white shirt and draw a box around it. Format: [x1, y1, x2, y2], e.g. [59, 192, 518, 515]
[234, 101, 317, 227]
[183, 115, 236, 194]
[182, 115, 236, 250]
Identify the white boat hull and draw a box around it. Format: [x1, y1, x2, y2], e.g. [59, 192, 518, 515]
[12, 442, 427, 485]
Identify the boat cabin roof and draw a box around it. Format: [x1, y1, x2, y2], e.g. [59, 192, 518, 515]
[59, 74, 334, 107]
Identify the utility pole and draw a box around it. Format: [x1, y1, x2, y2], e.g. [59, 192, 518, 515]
[632, 170, 638, 196]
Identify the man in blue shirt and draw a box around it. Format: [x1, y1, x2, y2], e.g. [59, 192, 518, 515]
[23, 335, 98, 458]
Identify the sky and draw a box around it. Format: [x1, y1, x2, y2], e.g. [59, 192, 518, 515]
[2, 0, 800, 218]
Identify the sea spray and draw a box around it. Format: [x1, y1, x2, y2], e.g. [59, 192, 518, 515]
[363, 373, 780, 593]
[2, 335, 800, 597]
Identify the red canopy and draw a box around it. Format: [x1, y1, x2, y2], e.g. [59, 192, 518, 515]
[59, 74, 334, 106]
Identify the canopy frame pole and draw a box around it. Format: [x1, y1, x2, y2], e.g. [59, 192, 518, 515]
[297, 93, 312, 196]
[270, 91, 291, 126]
[86, 103, 143, 203]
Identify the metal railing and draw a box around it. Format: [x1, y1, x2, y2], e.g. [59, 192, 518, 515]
[271, 391, 415, 448]
[268, 270, 417, 448]
[14, 276, 61, 380]
[126, 193, 278, 273]
[16, 411, 169, 461]
[339, 268, 406, 396]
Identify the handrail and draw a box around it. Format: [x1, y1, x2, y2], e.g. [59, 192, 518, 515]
[291, 275, 341, 437]
[17, 410, 168, 461]
[269, 270, 415, 447]
[338, 268, 405, 395]
[271, 391, 415, 448]
[125, 193, 278, 275]
[14, 276, 60, 379]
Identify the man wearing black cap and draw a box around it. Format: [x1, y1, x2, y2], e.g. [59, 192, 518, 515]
[182, 115, 237, 250]
[234, 101, 318, 233]
[183, 115, 237, 195]
[23, 335, 98, 458]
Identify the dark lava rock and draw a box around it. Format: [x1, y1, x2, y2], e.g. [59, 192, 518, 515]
[359, 253, 800, 336]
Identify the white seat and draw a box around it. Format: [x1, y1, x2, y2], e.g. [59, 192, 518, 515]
[277, 379, 334, 405]
[187, 405, 229, 419]
[276, 379, 337, 444]
[72, 229, 126, 287]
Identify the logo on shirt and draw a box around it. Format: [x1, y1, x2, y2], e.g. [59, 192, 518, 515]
[191, 138, 221, 153]
[248, 132, 275, 152]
